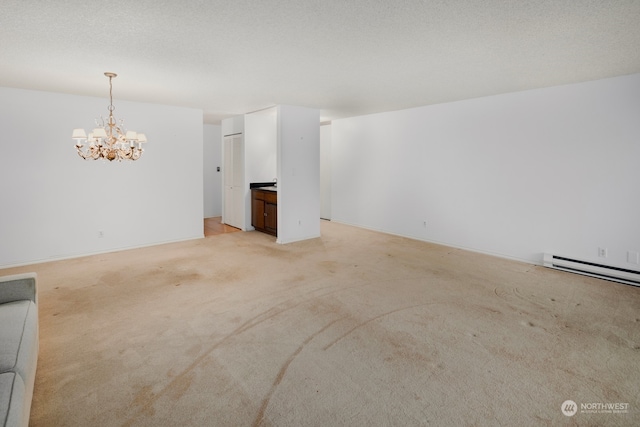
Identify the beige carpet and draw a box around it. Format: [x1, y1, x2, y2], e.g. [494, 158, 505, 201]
[2, 221, 639, 426]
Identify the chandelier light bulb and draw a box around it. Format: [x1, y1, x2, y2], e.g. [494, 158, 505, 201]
[72, 72, 148, 161]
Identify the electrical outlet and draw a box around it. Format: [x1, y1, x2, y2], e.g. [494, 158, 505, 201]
[423, 220, 427, 228]
[98, 230, 104, 238]
[598, 247, 607, 258]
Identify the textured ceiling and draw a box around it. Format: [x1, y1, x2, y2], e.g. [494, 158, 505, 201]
[1, 0, 640, 124]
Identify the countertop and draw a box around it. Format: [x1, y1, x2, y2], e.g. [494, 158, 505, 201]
[251, 184, 277, 192]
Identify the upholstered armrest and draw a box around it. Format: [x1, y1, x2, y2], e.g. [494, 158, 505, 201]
[0, 272, 37, 305]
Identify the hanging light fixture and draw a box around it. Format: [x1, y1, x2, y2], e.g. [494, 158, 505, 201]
[72, 72, 147, 161]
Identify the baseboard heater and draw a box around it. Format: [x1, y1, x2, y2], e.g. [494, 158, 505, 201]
[543, 254, 640, 287]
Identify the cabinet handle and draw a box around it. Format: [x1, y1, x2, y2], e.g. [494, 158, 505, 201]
[264, 213, 267, 216]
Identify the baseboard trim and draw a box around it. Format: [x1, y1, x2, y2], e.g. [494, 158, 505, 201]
[0, 234, 205, 270]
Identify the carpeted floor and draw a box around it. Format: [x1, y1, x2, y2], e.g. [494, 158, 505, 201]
[2, 221, 639, 426]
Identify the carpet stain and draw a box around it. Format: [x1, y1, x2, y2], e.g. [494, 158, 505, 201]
[131, 384, 156, 415]
[186, 343, 202, 358]
[318, 260, 337, 273]
[252, 316, 346, 427]
[323, 303, 436, 351]
[119, 292, 321, 424]
[167, 371, 195, 400]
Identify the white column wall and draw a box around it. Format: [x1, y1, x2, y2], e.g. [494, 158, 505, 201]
[0, 87, 204, 268]
[277, 105, 321, 244]
[332, 74, 640, 267]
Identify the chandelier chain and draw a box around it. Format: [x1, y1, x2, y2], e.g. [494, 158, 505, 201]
[108, 75, 115, 113]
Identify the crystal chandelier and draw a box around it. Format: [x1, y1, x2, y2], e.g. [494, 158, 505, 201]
[72, 72, 147, 161]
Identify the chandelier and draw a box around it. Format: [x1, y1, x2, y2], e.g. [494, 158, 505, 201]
[72, 72, 147, 161]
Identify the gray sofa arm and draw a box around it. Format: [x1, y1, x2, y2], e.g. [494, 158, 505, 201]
[0, 272, 37, 305]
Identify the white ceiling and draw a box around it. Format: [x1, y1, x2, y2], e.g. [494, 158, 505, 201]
[2, 0, 640, 124]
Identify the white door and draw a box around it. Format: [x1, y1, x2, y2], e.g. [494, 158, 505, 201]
[223, 134, 244, 229]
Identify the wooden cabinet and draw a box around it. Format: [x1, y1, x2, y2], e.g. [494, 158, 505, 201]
[251, 189, 277, 236]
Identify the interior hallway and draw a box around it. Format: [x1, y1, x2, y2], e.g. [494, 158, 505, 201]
[204, 216, 240, 237]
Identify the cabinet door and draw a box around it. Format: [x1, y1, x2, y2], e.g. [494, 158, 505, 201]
[265, 202, 277, 234]
[252, 197, 265, 230]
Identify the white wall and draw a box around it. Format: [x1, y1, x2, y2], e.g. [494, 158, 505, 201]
[320, 124, 332, 220]
[277, 105, 321, 244]
[203, 124, 222, 218]
[332, 74, 640, 268]
[0, 87, 204, 268]
[245, 108, 277, 185]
